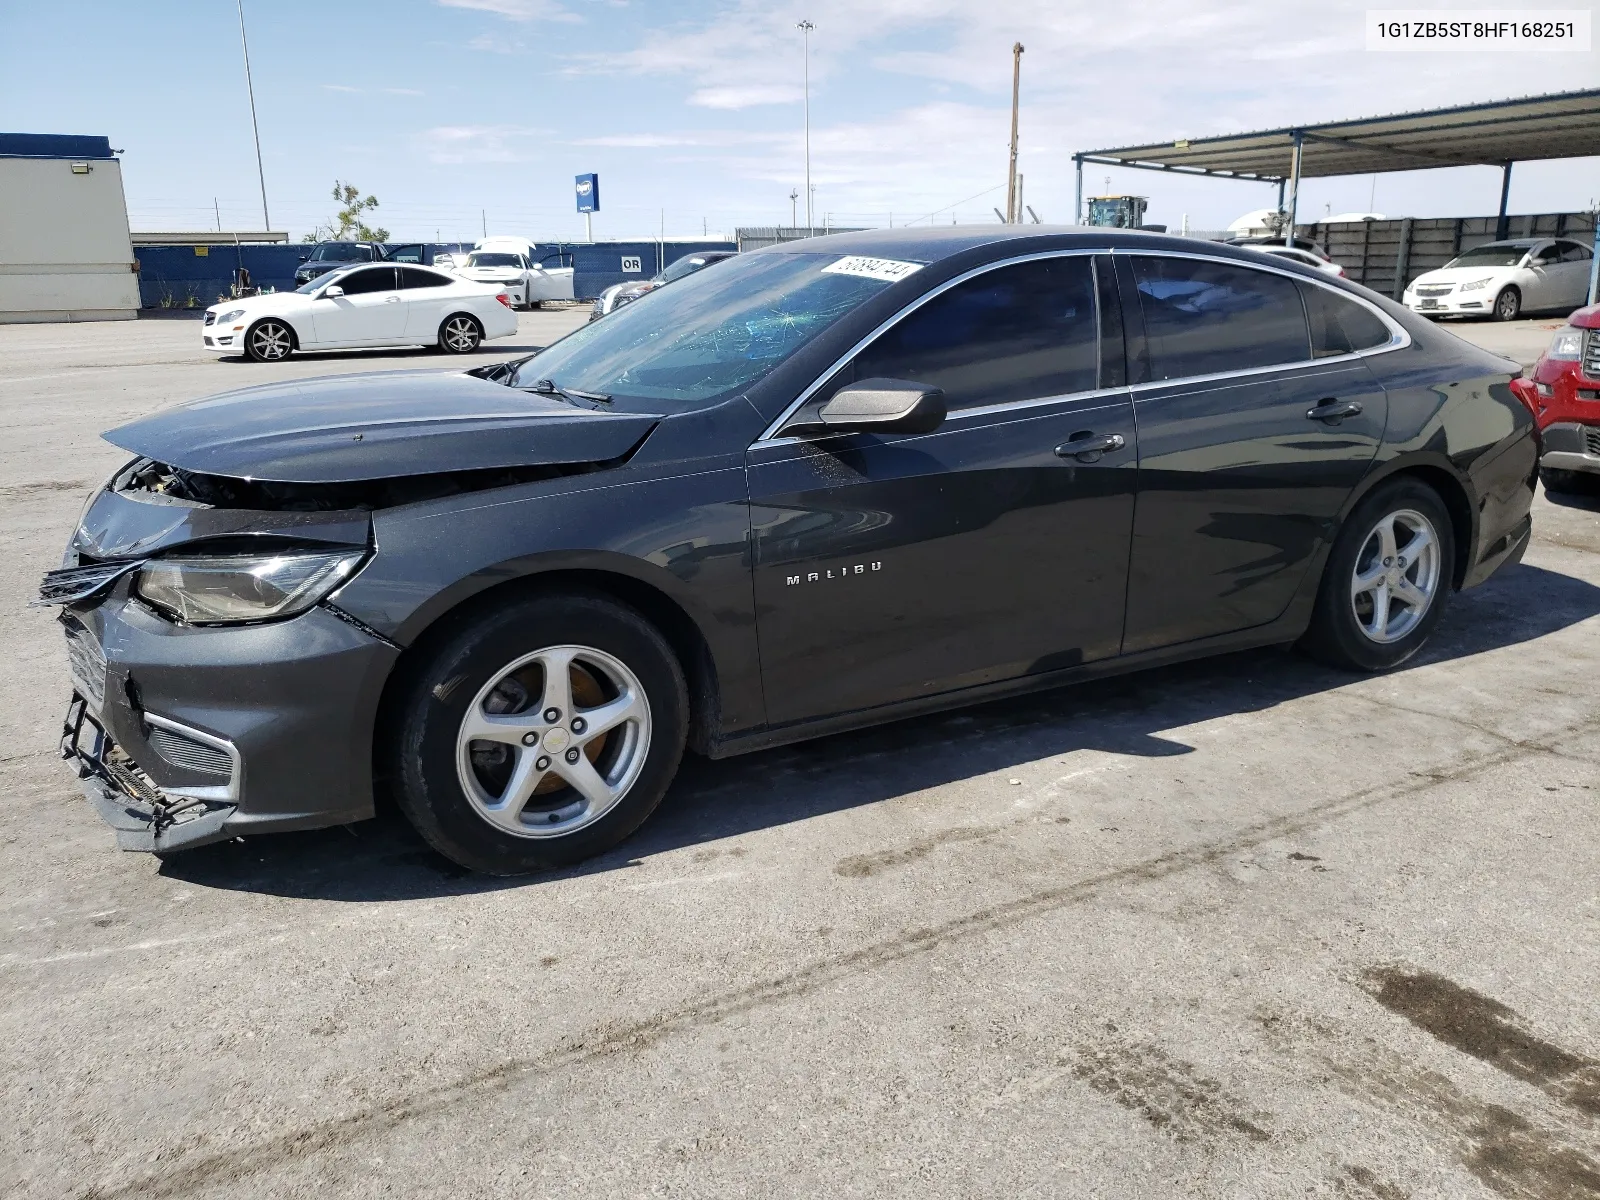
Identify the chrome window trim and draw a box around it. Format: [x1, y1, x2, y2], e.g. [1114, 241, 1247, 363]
[754, 245, 1412, 444]
[144, 712, 242, 804]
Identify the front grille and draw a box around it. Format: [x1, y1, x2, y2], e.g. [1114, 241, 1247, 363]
[1582, 330, 1600, 381]
[148, 727, 232, 776]
[203, 312, 216, 326]
[36, 558, 142, 607]
[1416, 285, 1453, 297]
[1586, 426, 1600, 457]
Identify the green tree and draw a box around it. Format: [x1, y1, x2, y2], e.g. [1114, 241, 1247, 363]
[303, 180, 390, 243]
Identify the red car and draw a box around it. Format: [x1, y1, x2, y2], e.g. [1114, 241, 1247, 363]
[1512, 303, 1600, 494]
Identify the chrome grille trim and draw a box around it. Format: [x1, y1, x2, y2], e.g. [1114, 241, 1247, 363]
[1582, 329, 1600, 381]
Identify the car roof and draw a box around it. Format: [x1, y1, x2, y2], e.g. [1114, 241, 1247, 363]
[753, 225, 1337, 269]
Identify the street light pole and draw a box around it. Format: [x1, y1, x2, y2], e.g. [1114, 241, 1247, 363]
[1005, 42, 1024, 224]
[798, 20, 814, 236]
[789, 188, 799, 228]
[237, 0, 271, 233]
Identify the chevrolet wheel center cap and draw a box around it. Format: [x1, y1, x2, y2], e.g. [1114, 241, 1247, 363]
[542, 728, 571, 753]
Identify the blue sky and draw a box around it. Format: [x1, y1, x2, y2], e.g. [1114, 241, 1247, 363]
[2, 0, 1595, 241]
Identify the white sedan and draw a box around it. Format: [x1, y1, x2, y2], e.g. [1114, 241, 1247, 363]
[1249, 244, 1347, 278]
[202, 264, 519, 362]
[1403, 237, 1595, 321]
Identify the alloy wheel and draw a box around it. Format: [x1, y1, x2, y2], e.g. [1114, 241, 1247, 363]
[249, 321, 291, 361]
[455, 645, 652, 838]
[1349, 508, 1442, 644]
[442, 316, 480, 353]
[1494, 288, 1520, 321]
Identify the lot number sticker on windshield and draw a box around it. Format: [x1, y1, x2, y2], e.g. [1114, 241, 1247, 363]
[822, 256, 924, 283]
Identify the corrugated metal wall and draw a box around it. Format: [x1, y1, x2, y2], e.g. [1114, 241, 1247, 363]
[1301, 211, 1599, 299]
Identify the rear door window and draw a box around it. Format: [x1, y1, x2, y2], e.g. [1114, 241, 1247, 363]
[1130, 256, 1310, 380]
[1299, 283, 1393, 357]
[848, 255, 1099, 410]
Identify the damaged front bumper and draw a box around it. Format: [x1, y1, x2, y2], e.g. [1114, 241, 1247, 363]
[62, 693, 238, 852]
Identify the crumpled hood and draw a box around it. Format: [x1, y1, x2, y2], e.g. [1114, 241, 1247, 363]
[103, 370, 660, 484]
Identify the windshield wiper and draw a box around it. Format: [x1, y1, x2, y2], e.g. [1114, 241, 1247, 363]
[526, 377, 613, 406]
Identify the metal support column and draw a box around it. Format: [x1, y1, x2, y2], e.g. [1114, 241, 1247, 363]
[1074, 155, 1083, 224]
[1496, 162, 1512, 240]
[1277, 178, 1285, 214]
[1393, 217, 1414, 301]
[1284, 131, 1303, 246]
[1588, 215, 1600, 306]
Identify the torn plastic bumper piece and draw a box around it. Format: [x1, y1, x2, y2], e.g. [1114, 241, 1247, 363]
[61, 694, 237, 853]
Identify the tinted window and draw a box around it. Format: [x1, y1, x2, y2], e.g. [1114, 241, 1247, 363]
[336, 267, 397, 295]
[312, 243, 369, 262]
[469, 253, 523, 267]
[1558, 241, 1592, 263]
[1299, 282, 1393, 357]
[387, 244, 423, 263]
[1533, 245, 1562, 265]
[849, 256, 1098, 410]
[399, 267, 451, 289]
[1131, 257, 1309, 380]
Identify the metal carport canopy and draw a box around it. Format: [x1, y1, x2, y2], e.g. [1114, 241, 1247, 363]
[1073, 89, 1600, 235]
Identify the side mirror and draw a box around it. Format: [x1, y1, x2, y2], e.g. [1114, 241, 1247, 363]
[299, 254, 308, 262]
[817, 378, 946, 435]
[322, 285, 345, 299]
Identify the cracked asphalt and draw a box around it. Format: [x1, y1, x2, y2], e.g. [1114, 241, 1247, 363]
[2, 312, 1597, 1199]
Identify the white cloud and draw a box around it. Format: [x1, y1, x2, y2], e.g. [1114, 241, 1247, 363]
[438, 0, 579, 23]
[688, 84, 804, 109]
[415, 125, 548, 163]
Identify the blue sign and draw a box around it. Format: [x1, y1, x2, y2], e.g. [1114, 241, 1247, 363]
[575, 173, 600, 214]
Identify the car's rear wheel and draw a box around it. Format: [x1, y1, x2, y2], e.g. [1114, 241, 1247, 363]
[244, 319, 294, 362]
[1492, 286, 1521, 322]
[1541, 466, 1600, 494]
[391, 592, 688, 874]
[438, 313, 483, 353]
[1300, 479, 1454, 672]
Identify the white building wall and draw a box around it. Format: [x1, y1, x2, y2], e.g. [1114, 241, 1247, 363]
[0, 155, 140, 322]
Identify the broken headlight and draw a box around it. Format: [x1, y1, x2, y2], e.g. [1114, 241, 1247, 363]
[137, 549, 364, 624]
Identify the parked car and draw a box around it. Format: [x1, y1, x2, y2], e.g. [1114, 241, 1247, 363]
[293, 241, 386, 286]
[453, 248, 575, 310]
[383, 242, 474, 268]
[1247, 244, 1347, 278]
[1402, 238, 1595, 321]
[1511, 303, 1600, 493]
[1225, 234, 1332, 260]
[200, 263, 518, 361]
[45, 227, 1535, 874]
[590, 250, 737, 320]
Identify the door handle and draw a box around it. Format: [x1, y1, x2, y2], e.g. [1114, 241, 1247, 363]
[1055, 431, 1126, 462]
[384, 296, 402, 303]
[1306, 398, 1363, 423]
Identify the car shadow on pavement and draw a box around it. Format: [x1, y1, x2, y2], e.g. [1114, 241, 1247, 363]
[1542, 487, 1600, 514]
[212, 342, 552, 366]
[156, 562, 1600, 901]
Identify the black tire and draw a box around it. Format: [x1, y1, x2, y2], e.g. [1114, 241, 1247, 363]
[438, 313, 483, 354]
[1492, 286, 1521, 322]
[1541, 466, 1600, 495]
[1299, 478, 1455, 672]
[391, 591, 688, 875]
[243, 318, 294, 362]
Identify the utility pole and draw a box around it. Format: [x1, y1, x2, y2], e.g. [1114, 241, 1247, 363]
[237, 0, 271, 233]
[798, 20, 814, 235]
[482, 209, 487, 238]
[1005, 42, 1024, 223]
[789, 189, 798, 228]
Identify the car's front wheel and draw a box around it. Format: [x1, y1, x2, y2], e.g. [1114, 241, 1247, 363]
[391, 592, 689, 874]
[1300, 479, 1454, 672]
[244, 319, 294, 362]
[438, 313, 483, 353]
[1492, 286, 1521, 322]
